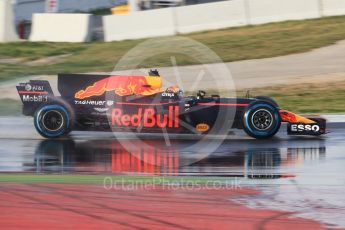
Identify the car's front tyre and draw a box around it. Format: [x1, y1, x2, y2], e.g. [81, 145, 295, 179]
[34, 104, 72, 138]
[243, 101, 281, 139]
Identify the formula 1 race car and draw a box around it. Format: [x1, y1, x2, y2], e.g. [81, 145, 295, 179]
[16, 70, 326, 139]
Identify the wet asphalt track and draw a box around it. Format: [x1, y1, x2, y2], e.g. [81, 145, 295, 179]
[0, 117, 345, 228]
[0, 117, 344, 180]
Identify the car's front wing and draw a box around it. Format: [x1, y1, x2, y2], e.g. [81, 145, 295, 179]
[280, 110, 327, 136]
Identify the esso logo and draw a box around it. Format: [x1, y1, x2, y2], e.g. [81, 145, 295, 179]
[291, 124, 320, 132]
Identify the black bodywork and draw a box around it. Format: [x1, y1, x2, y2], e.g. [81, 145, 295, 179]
[16, 73, 327, 138]
[17, 74, 252, 134]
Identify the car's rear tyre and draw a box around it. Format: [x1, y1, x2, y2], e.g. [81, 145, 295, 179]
[243, 101, 281, 139]
[34, 104, 72, 138]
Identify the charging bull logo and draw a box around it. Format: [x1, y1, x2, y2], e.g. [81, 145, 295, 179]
[75, 75, 163, 99]
[112, 106, 179, 128]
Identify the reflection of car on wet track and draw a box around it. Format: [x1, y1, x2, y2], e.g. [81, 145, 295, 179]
[29, 139, 326, 178]
[17, 70, 326, 139]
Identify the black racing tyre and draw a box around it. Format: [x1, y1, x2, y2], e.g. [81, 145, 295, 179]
[254, 96, 279, 108]
[243, 101, 281, 139]
[34, 104, 72, 138]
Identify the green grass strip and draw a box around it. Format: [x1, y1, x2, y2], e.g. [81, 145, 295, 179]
[0, 174, 237, 185]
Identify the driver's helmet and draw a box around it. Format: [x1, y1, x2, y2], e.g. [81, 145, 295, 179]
[165, 85, 180, 93]
[165, 85, 183, 96]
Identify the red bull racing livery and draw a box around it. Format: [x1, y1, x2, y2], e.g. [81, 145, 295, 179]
[16, 70, 327, 139]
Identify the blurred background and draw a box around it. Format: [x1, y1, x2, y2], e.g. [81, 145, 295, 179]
[1, 1, 345, 229]
[10, 0, 232, 40]
[1, 0, 345, 116]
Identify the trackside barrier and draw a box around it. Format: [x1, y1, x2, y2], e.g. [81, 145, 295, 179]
[103, 0, 345, 42]
[322, 0, 345, 16]
[247, 0, 320, 25]
[174, 0, 247, 34]
[26, 0, 345, 42]
[29, 13, 92, 42]
[0, 0, 19, 42]
[103, 8, 175, 42]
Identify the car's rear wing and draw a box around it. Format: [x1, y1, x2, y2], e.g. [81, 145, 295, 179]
[16, 80, 54, 116]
